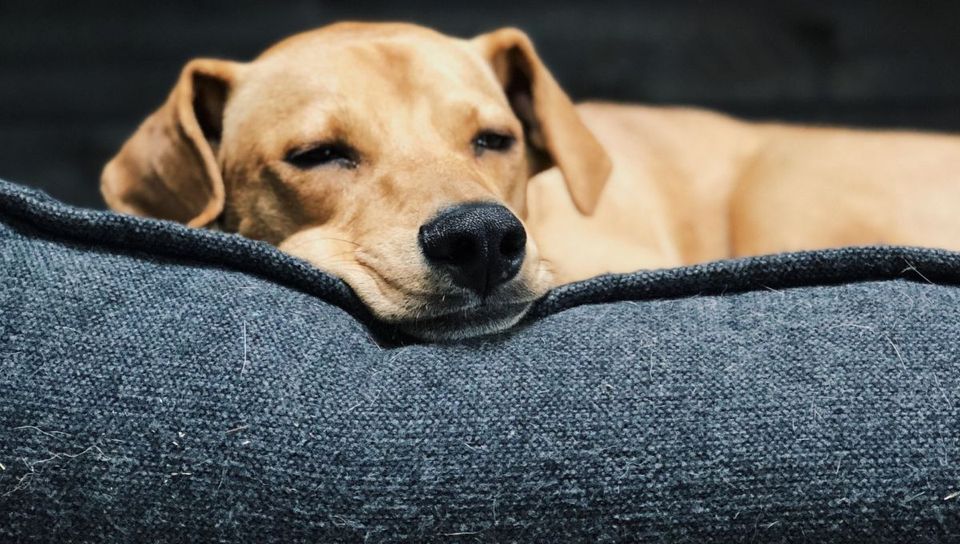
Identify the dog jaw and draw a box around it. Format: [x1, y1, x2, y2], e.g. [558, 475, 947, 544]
[278, 225, 553, 340]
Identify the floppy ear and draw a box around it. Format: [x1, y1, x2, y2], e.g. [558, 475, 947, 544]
[473, 28, 612, 215]
[101, 59, 242, 227]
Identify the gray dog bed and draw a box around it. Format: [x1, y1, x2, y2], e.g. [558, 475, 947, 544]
[1, 179, 958, 543]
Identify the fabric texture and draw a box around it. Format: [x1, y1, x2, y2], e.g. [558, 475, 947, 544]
[0, 179, 958, 543]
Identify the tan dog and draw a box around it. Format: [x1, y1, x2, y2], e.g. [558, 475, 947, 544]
[102, 22, 960, 340]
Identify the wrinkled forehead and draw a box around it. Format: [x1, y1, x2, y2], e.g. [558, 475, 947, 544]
[227, 29, 510, 141]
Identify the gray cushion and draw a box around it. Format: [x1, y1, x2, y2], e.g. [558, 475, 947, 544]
[1, 179, 958, 543]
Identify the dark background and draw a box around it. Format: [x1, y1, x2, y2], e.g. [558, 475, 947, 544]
[3, 0, 960, 209]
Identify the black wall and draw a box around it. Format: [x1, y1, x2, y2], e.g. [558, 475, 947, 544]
[3, 0, 960, 208]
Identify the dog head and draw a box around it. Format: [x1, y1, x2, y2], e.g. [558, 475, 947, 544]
[101, 23, 610, 340]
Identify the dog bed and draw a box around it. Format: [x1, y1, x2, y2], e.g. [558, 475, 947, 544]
[1, 179, 958, 543]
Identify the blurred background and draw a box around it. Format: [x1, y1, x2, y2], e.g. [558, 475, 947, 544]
[3, 0, 960, 209]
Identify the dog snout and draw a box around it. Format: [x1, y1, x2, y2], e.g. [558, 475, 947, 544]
[418, 203, 527, 297]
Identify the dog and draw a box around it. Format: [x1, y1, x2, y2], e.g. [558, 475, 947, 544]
[101, 22, 960, 340]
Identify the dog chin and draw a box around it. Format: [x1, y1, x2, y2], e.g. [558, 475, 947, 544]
[395, 300, 534, 341]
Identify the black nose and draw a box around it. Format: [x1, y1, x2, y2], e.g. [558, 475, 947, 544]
[418, 203, 527, 297]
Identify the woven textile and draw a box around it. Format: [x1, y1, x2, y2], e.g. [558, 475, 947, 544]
[1, 179, 958, 542]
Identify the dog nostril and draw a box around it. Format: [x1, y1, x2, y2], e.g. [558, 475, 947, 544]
[499, 229, 525, 259]
[448, 234, 479, 263]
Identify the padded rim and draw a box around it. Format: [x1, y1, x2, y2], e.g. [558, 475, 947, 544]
[2, 178, 958, 331]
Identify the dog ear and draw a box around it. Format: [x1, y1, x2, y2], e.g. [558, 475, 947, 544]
[101, 59, 242, 227]
[473, 28, 611, 215]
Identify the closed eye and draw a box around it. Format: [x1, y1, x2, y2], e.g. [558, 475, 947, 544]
[285, 142, 359, 169]
[472, 130, 516, 155]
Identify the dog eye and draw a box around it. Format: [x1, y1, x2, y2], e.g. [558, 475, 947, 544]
[472, 131, 515, 155]
[285, 142, 358, 169]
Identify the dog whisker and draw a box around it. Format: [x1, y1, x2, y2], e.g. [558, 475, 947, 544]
[318, 237, 361, 247]
[321, 251, 361, 263]
[281, 236, 362, 254]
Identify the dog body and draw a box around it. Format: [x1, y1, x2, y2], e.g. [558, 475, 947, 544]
[102, 22, 960, 339]
[530, 104, 960, 283]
